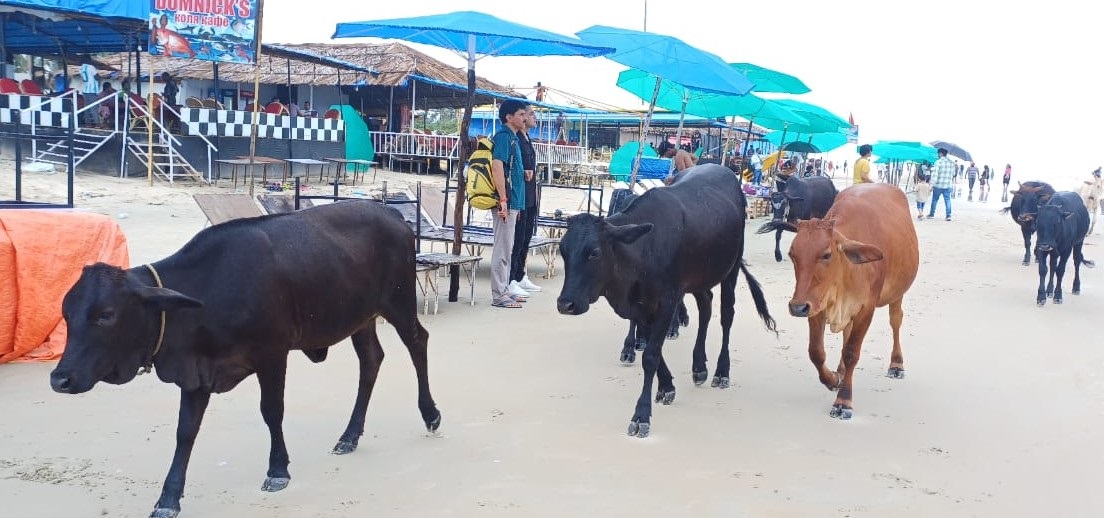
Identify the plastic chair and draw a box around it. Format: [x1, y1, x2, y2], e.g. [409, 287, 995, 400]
[20, 79, 44, 95]
[0, 78, 21, 94]
[185, 97, 204, 108]
[323, 109, 340, 120]
[202, 98, 224, 109]
[264, 102, 288, 115]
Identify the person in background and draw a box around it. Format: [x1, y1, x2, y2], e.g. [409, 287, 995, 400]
[97, 81, 118, 129]
[160, 72, 178, 107]
[748, 147, 764, 184]
[913, 174, 933, 220]
[1002, 164, 1012, 202]
[979, 165, 990, 202]
[965, 162, 978, 201]
[927, 148, 956, 221]
[301, 101, 315, 117]
[489, 99, 529, 308]
[659, 140, 697, 184]
[853, 144, 874, 184]
[508, 106, 542, 297]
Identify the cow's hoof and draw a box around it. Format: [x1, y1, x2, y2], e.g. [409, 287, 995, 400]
[654, 388, 676, 405]
[1085, 260, 1096, 268]
[1054, 297, 1063, 305]
[627, 420, 651, 438]
[710, 376, 730, 389]
[666, 328, 680, 340]
[1022, 260, 1030, 266]
[692, 369, 708, 386]
[1073, 289, 1081, 295]
[829, 405, 853, 420]
[886, 367, 905, 379]
[1037, 299, 1046, 307]
[634, 339, 647, 352]
[150, 508, 179, 518]
[426, 410, 442, 433]
[620, 350, 636, 365]
[261, 476, 290, 492]
[332, 440, 358, 455]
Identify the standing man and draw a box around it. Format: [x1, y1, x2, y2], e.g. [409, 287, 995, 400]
[853, 144, 874, 184]
[490, 99, 529, 308]
[1002, 163, 1012, 202]
[509, 106, 543, 297]
[965, 162, 979, 201]
[927, 148, 956, 221]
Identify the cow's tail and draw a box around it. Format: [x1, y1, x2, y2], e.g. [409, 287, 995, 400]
[739, 261, 778, 336]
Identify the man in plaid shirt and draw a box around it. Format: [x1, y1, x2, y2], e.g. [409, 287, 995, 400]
[927, 148, 956, 221]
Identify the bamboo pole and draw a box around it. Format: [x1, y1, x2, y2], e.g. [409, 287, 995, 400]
[247, 0, 266, 197]
[148, 62, 154, 186]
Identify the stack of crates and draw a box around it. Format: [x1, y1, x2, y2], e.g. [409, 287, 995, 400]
[746, 197, 771, 219]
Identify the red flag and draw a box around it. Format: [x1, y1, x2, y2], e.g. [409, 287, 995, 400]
[848, 112, 855, 126]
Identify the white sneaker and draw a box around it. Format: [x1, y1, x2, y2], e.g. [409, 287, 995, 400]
[507, 281, 530, 298]
[518, 275, 542, 292]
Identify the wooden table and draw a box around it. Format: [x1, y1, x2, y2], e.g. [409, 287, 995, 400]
[284, 158, 330, 183]
[234, 155, 286, 184]
[214, 159, 270, 189]
[323, 157, 378, 185]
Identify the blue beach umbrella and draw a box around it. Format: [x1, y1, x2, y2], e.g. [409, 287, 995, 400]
[577, 25, 754, 183]
[334, 11, 613, 300]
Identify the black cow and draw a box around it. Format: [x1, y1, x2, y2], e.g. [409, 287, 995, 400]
[1025, 192, 1094, 305]
[49, 201, 440, 518]
[608, 182, 690, 365]
[556, 164, 777, 438]
[1000, 181, 1053, 265]
[756, 174, 838, 262]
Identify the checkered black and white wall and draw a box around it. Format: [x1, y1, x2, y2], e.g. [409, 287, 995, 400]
[179, 108, 345, 142]
[0, 94, 73, 128]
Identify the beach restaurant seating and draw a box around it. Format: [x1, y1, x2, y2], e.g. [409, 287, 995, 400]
[19, 79, 43, 95]
[0, 78, 21, 94]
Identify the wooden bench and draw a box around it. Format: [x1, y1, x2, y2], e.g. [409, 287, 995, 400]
[416, 252, 482, 308]
[414, 262, 441, 314]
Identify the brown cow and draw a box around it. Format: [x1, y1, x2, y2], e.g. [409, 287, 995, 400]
[782, 183, 919, 419]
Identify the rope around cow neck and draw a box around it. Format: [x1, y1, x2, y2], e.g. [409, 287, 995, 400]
[140, 264, 167, 375]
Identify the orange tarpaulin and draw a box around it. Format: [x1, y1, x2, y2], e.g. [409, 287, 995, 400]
[0, 210, 129, 364]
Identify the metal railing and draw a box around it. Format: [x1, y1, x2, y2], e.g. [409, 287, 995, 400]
[155, 101, 218, 179]
[534, 142, 586, 166]
[373, 131, 461, 160]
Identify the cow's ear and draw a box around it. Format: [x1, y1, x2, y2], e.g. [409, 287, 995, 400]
[137, 286, 204, 311]
[607, 223, 653, 244]
[839, 240, 884, 264]
[1010, 190, 1020, 195]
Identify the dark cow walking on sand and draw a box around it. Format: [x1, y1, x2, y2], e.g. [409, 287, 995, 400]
[757, 174, 838, 262]
[1001, 181, 1053, 265]
[557, 164, 777, 438]
[1013, 186, 1095, 305]
[783, 183, 919, 419]
[49, 201, 441, 518]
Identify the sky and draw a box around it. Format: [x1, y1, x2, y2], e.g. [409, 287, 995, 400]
[262, 0, 1102, 187]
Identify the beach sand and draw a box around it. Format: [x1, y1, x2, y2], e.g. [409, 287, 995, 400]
[1, 161, 1102, 517]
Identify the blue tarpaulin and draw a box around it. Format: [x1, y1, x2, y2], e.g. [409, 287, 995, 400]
[0, 0, 148, 55]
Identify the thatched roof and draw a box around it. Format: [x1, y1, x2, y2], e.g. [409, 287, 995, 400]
[81, 50, 376, 87]
[80, 42, 517, 95]
[273, 42, 518, 95]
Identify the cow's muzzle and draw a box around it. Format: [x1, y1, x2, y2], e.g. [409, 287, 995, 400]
[557, 298, 588, 315]
[50, 369, 78, 393]
[788, 302, 811, 318]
